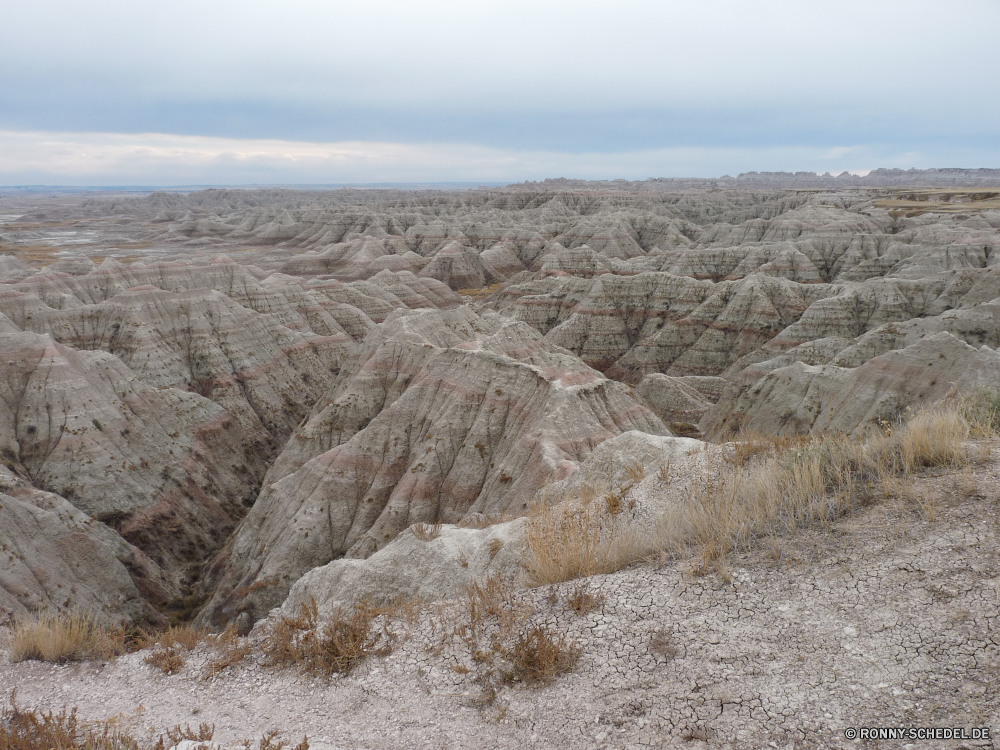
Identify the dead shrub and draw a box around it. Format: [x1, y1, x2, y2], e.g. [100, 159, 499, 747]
[566, 584, 604, 615]
[0, 692, 140, 750]
[261, 598, 387, 677]
[142, 624, 205, 652]
[6, 613, 132, 663]
[460, 575, 529, 645]
[144, 647, 184, 676]
[648, 628, 678, 661]
[240, 730, 309, 750]
[0, 691, 304, 750]
[501, 626, 580, 686]
[202, 625, 252, 680]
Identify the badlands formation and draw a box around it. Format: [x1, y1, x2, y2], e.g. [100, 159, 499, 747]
[1, 172, 999, 748]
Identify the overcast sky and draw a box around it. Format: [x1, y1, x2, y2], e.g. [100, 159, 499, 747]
[2, 0, 998, 185]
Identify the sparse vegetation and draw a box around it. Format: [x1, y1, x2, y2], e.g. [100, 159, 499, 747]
[668, 401, 972, 567]
[501, 625, 580, 686]
[960, 387, 1000, 437]
[260, 597, 390, 677]
[144, 647, 185, 675]
[0, 690, 305, 750]
[4, 613, 135, 663]
[566, 584, 604, 615]
[524, 399, 980, 583]
[411, 522, 442, 541]
[202, 625, 252, 680]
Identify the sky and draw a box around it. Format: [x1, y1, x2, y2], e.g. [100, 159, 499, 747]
[1, 0, 998, 185]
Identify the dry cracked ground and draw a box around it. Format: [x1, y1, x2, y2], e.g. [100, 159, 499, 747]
[1, 171, 999, 748]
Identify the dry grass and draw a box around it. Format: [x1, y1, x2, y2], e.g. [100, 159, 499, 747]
[411, 522, 442, 541]
[142, 624, 205, 652]
[501, 626, 580, 686]
[202, 626, 252, 680]
[960, 388, 1000, 437]
[5, 613, 135, 663]
[525, 399, 978, 583]
[460, 575, 530, 646]
[565, 584, 604, 615]
[0, 690, 305, 750]
[260, 598, 389, 677]
[522, 492, 652, 586]
[648, 628, 678, 661]
[667, 402, 971, 567]
[144, 648, 184, 676]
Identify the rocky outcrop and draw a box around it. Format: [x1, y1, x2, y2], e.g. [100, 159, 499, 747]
[635, 374, 728, 427]
[0, 285, 348, 442]
[199, 306, 668, 625]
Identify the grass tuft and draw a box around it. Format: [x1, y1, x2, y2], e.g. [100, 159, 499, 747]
[5, 613, 134, 663]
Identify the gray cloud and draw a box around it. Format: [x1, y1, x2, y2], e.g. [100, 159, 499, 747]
[1, 0, 997, 182]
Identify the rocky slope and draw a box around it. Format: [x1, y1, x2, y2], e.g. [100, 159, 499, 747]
[198, 306, 668, 625]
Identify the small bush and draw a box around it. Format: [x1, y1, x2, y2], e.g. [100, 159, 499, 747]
[144, 647, 184, 676]
[502, 626, 580, 686]
[142, 624, 205, 652]
[566, 584, 604, 615]
[0, 690, 303, 750]
[261, 598, 387, 677]
[202, 625, 252, 680]
[6, 613, 132, 663]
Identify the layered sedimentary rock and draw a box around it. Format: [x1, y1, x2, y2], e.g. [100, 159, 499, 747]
[3, 178, 1000, 625]
[199, 306, 668, 624]
[0, 467, 175, 627]
[703, 333, 1000, 437]
[0, 331, 260, 577]
[0, 285, 347, 442]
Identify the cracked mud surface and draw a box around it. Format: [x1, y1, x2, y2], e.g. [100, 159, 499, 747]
[3, 453, 999, 750]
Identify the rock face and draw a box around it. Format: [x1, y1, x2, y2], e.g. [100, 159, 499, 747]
[0, 466, 175, 627]
[278, 521, 527, 622]
[0, 330, 259, 578]
[198, 306, 668, 625]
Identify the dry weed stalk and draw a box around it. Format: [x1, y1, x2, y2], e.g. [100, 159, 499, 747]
[0, 690, 271, 750]
[142, 624, 205, 652]
[144, 647, 185, 676]
[411, 522, 442, 541]
[501, 626, 580, 686]
[202, 625, 252, 680]
[260, 597, 390, 677]
[566, 584, 605, 615]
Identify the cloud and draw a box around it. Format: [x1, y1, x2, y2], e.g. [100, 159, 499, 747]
[2, 130, 997, 186]
[1, 0, 998, 160]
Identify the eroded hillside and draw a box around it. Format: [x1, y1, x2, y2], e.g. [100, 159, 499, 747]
[1, 178, 999, 629]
